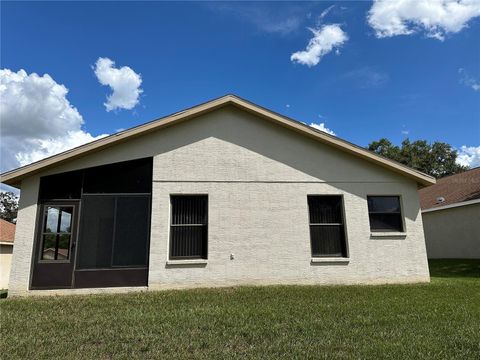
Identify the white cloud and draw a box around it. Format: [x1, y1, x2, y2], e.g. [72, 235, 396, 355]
[291, 24, 348, 67]
[457, 145, 480, 168]
[262, 17, 302, 35]
[0, 69, 84, 139]
[367, 0, 480, 40]
[342, 67, 389, 88]
[319, 5, 335, 20]
[459, 68, 480, 91]
[309, 122, 336, 135]
[207, 2, 314, 35]
[0, 69, 108, 172]
[93, 57, 143, 112]
[15, 130, 108, 166]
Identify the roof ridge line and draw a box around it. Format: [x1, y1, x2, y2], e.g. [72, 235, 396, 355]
[1, 94, 436, 187]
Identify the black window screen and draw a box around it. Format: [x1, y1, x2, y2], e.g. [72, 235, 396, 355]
[170, 195, 208, 259]
[308, 196, 347, 257]
[77, 196, 115, 269]
[77, 195, 150, 269]
[39, 171, 83, 200]
[83, 158, 152, 194]
[113, 196, 150, 266]
[38, 158, 152, 201]
[367, 196, 404, 232]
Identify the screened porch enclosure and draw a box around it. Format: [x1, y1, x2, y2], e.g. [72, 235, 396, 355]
[30, 158, 153, 290]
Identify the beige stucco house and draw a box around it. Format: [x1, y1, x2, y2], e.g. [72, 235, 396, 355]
[0, 219, 15, 289]
[0, 95, 436, 296]
[419, 168, 480, 259]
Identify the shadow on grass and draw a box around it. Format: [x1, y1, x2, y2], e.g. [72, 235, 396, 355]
[429, 259, 480, 278]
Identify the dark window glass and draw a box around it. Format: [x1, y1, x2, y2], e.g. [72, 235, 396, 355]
[367, 196, 401, 213]
[40, 206, 73, 260]
[83, 158, 152, 194]
[308, 196, 343, 224]
[308, 196, 347, 257]
[170, 195, 208, 259]
[39, 171, 82, 200]
[57, 234, 71, 260]
[41, 235, 57, 260]
[77, 195, 151, 269]
[367, 196, 404, 232]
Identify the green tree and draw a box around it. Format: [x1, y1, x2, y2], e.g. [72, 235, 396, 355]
[0, 192, 19, 222]
[367, 138, 468, 178]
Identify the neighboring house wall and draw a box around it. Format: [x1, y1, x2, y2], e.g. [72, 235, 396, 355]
[0, 219, 16, 289]
[0, 244, 13, 289]
[422, 202, 480, 259]
[8, 107, 430, 295]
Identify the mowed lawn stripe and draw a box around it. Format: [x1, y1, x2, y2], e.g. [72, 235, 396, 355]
[0, 260, 479, 359]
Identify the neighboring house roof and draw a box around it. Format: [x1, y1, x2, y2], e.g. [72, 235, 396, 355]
[42, 248, 69, 259]
[419, 167, 480, 210]
[0, 219, 16, 244]
[0, 94, 435, 188]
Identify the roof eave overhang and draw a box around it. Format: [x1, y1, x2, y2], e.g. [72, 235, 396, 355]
[0, 95, 436, 188]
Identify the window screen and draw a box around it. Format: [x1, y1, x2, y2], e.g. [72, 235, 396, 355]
[83, 158, 152, 194]
[76, 196, 115, 269]
[77, 195, 150, 269]
[170, 195, 208, 259]
[307, 196, 347, 257]
[112, 196, 150, 266]
[367, 196, 404, 232]
[39, 171, 83, 200]
[38, 158, 152, 201]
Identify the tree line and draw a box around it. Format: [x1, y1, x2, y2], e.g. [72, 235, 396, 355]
[367, 138, 468, 178]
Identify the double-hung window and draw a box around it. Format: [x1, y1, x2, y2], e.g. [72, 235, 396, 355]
[170, 195, 208, 259]
[367, 196, 404, 232]
[307, 195, 347, 257]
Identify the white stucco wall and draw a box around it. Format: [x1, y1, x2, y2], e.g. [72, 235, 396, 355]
[8, 176, 39, 294]
[0, 244, 13, 289]
[422, 202, 480, 259]
[8, 107, 430, 296]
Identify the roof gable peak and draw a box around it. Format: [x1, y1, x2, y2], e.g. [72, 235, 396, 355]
[0, 94, 435, 188]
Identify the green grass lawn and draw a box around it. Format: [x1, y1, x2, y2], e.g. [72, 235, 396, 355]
[1, 260, 479, 359]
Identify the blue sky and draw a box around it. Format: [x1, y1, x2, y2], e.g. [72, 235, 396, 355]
[1, 1, 480, 175]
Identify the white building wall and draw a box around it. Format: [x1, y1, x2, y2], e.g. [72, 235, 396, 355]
[8, 176, 39, 294]
[0, 244, 13, 289]
[423, 203, 480, 259]
[8, 107, 430, 295]
[149, 181, 428, 290]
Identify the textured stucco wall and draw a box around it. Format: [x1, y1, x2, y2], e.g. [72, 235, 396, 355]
[8, 107, 430, 296]
[8, 176, 39, 294]
[422, 203, 480, 259]
[0, 244, 13, 289]
[149, 181, 428, 290]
